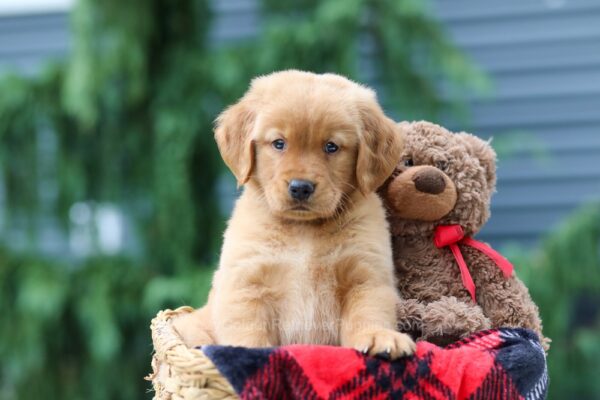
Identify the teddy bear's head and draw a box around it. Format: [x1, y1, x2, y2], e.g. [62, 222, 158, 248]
[381, 121, 497, 237]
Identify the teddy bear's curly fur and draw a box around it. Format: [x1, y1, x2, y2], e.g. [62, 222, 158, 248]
[380, 121, 549, 349]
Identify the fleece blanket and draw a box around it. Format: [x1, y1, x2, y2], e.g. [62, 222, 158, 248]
[201, 328, 548, 400]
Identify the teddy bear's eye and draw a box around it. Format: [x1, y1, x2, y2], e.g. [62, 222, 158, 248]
[404, 159, 414, 167]
[436, 161, 448, 171]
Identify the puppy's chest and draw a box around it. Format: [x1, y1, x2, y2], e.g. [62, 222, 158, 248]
[277, 240, 342, 345]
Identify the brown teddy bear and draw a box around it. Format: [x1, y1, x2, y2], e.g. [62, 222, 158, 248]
[380, 121, 549, 349]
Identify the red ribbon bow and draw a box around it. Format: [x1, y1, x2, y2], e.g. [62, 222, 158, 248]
[434, 225, 514, 302]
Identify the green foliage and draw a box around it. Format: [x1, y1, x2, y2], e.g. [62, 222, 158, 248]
[0, 0, 482, 398]
[511, 204, 600, 399]
[0, 250, 212, 399]
[216, 0, 488, 120]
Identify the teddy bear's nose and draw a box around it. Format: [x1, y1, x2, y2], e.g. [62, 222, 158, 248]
[412, 169, 446, 194]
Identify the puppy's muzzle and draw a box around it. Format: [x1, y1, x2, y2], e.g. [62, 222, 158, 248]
[288, 179, 315, 201]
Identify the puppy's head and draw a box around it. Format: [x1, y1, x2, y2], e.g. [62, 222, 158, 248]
[215, 70, 402, 221]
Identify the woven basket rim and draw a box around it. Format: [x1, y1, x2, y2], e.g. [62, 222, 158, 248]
[147, 306, 238, 399]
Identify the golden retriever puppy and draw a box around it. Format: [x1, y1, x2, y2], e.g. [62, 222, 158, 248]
[173, 70, 414, 359]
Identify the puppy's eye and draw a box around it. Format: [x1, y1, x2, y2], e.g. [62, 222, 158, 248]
[436, 161, 448, 171]
[272, 139, 286, 151]
[324, 142, 339, 154]
[404, 159, 414, 167]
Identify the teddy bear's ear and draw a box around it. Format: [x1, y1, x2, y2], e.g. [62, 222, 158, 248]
[457, 133, 497, 191]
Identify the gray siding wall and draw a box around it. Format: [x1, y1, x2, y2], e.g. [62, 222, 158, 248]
[1, 0, 599, 249]
[433, 0, 600, 247]
[0, 12, 69, 75]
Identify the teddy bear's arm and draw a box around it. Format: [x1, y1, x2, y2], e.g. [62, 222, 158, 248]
[396, 298, 425, 340]
[396, 296, 492, 346]
[421, 296, 491, 343]
[477, 274, 550, 350]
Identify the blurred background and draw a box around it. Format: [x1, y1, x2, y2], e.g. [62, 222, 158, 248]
[0, 0, 599, 398]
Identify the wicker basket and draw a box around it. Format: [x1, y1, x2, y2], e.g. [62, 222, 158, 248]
[146, 307, 238, 400]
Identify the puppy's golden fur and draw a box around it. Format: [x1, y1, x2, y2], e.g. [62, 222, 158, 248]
[173, 70, 414, 358]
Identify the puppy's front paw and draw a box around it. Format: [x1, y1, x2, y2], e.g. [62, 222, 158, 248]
[171, 309, 215, 348]
[344, 329, 416, 360]
[216, 327, 276, 348]
[230, 335, 275, 348]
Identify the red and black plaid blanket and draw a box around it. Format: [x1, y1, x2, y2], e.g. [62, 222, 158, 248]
[202, 328, 548, 400]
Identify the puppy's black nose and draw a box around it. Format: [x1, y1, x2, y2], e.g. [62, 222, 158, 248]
[288, 179, 315, 201]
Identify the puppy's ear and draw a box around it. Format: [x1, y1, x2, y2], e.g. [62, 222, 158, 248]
[457, 132, 497, 191]
[214, 98, 256, 186]
[356, 99, 404, 194]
